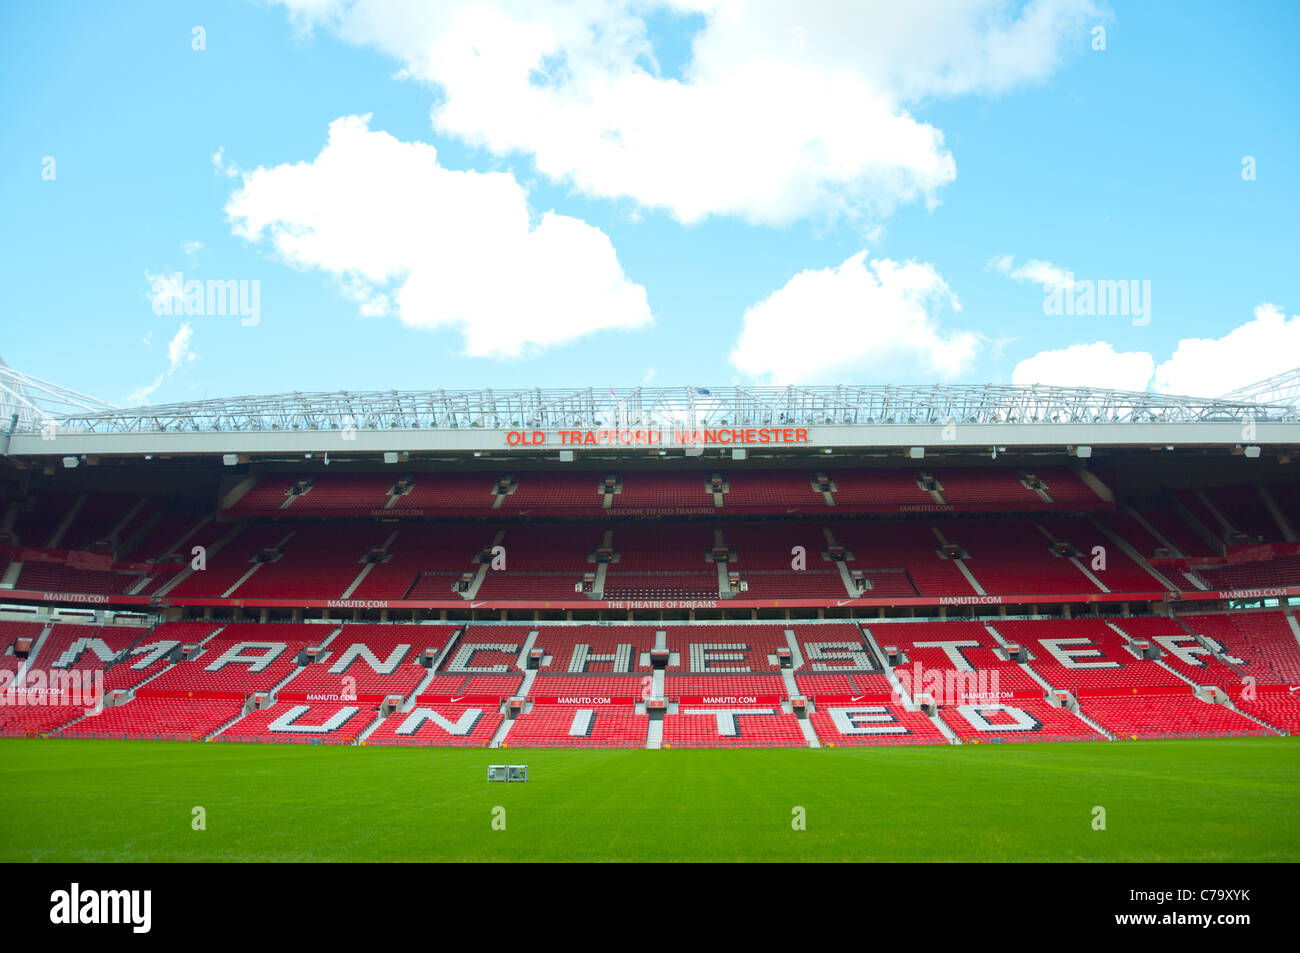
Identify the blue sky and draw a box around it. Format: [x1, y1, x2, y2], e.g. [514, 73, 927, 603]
[1, 0, 1297, 408]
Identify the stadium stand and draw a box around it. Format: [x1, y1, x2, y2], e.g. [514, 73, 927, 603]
[4, 443, 1299, 750]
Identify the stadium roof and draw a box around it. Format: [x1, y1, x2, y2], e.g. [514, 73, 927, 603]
[4, 362, 1300, 460]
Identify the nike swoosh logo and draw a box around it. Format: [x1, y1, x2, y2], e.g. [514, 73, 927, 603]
[1289, 686, 1300, 693]
[837, 599, 854, 606]
[786, 508, 799, 513]
[470, 602, 485, 608]
[850, 695, 866, 702]
[450, 696, 465, 702]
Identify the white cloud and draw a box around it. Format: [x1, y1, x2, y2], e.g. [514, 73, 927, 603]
[1153, 302, 1300, 396]
[168, 322, 197, 373]
[181, 239, 204, 257]
[729, 251, 978, 385]
[276, 0, 1098, 226]
[126, 323, 198, 406]
[224, 114, 652, 359]
[989, 253, 1075, 293]
[211, 147, 241, 179]
[1010, 303, 1300, 396]
[1012, 341, 1154, 391]
[125, 374, 165, 406]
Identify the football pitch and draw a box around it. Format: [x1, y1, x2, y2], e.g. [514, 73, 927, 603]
[2, 738, 1297, 862]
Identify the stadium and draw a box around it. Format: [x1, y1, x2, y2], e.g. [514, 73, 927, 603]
[2, 363, 1298, 863]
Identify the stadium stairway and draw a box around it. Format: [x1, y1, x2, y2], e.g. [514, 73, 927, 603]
[207, 706, 254, 741]
[355, 707, 391, 744]
[1190, 490, 1239, 544]
[459, 530, 506, 600]
[45, 494, 86, 549]
[402, 628, 464, 711]
[1169, 493, 1226, 556]
[780, 668, 800, 699]
[340, 529, 400, 598]
[125, 512, 217, 594]
[1, 559, 23, 588]
[777, 662, 821, 746]
[1122, 503, 1187, 558]
[223, 529, 297, 597]
[792, 700, 821, 747]
[645, 714, 663, 749]
[489, 709, 517, 748]
[1087, 516, 1182, 590]
[153, 523, 246, 597]
[1036, 522, 1109, 592]
[1257, 484, 1298, 541]
[713, 529, 731, 598]
[930, 526, 988, 596]
[860, 623, 958, 744]
[19, 623, 54, 680]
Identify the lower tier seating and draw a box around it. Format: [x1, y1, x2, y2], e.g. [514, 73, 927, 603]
[661, 705, 807, 748]
[505, 704, 646, 747]
[940, 698, 1104, 743]
[60, 697, 244, 740]
[365, 703, 503, 747]
[1079, 695, 1266, 738]
[218, 701, 377, 744]
[809, 702, 949, 746]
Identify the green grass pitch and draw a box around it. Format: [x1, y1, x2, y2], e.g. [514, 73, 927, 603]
[2, 738, 1297, 862]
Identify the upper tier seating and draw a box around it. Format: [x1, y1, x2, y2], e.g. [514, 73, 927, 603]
[348, 525, 494, 600]
[1194, 556, 1300, 591]
[722, 470, 822, 508]
[1130, 503, 1216, 557]
[166, 524, 298, 597]
[209, 466, 1109, 518]
[611, 472, 712, 509]
[1204, 484, 1283, 541]
[956, 521, 1101, 596]
[1037, 518, 1166, 592]
[831, 523, 977, 597]
[230, 525, 393, 598]
[10, 493, 78, 548]
[15, 561, 143, 595]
